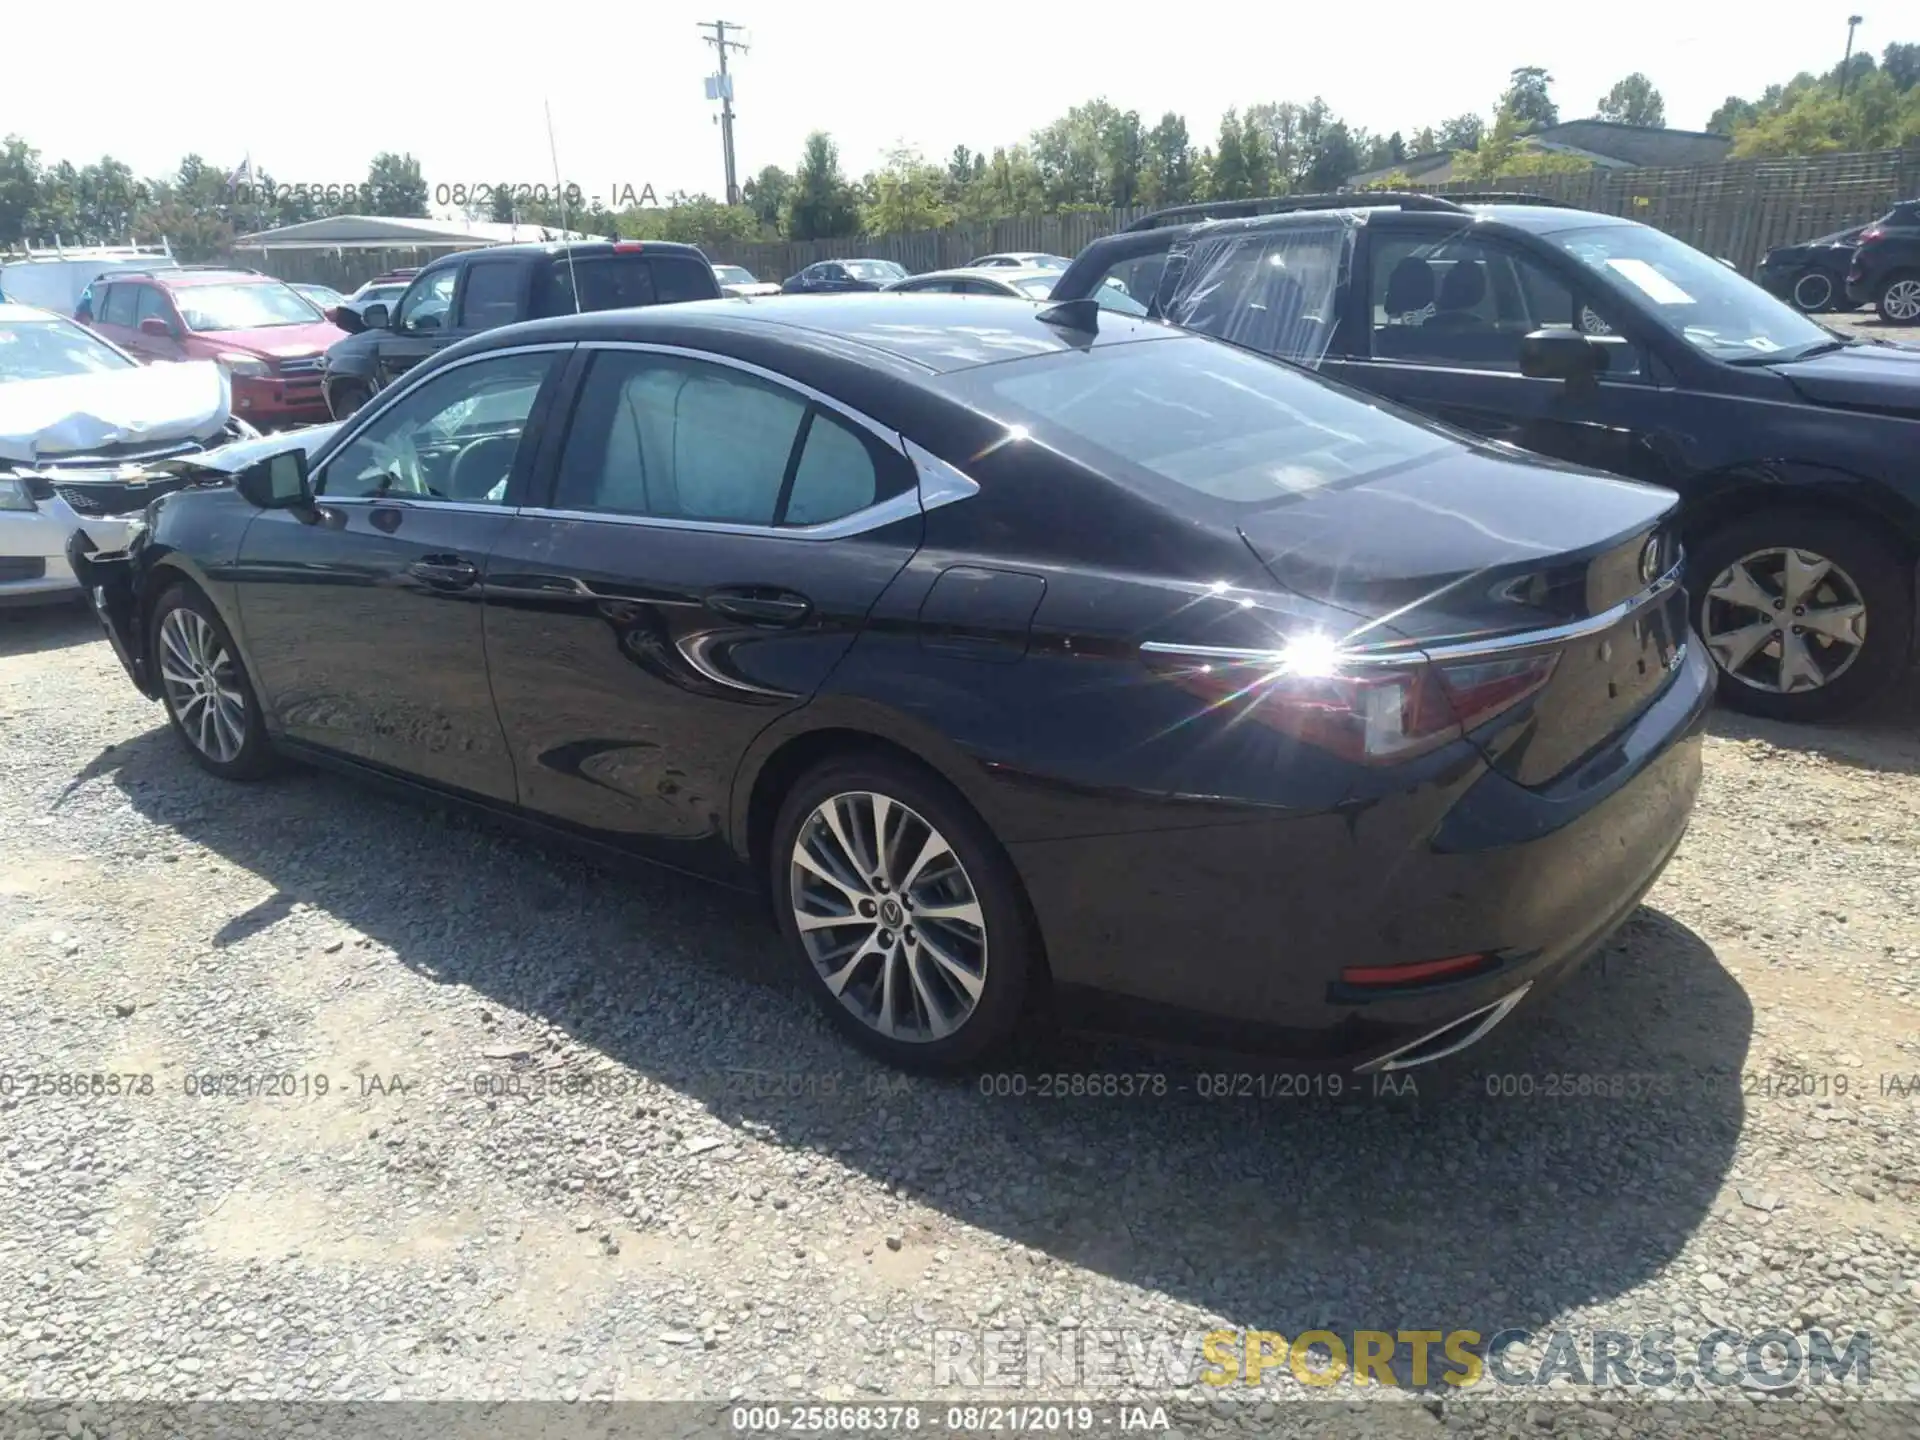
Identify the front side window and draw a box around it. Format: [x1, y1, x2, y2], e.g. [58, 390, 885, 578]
[0, 318, 134, 380]
[1164, 220, 1350, 367]
[100, 285, 139, 328]
[551, 351, 884, 527]
[317, 352, 554, 503]
[844, 260, 905, 282]
[535, 257, 658, 317]
[458, 263, 522, 329]
[943, 334, 1455, 508]
[395, 270, 457, 332]
[1546, 223, 1828, 362]
[174, 282, 322, 332]
[134, 286, 175, 330]
[1368, 229, 1643, 377]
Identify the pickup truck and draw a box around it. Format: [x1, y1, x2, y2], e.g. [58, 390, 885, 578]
[320, 240, 722, 418]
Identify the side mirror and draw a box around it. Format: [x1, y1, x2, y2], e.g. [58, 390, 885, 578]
[1520, 329, 1609, 384]
[359, 302, 390, 330]
[138, 316, 173, 338]
[235, 448, 313, 510]
[327, 305, 364, 334]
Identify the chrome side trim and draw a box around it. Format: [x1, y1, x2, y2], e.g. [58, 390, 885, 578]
[1353, 982, 1533, 1075]
[1141, 560, 1684, 669]
[522, 489, 925, 542]
[312, 496, 512, 518]
[904, 438, 982, 513]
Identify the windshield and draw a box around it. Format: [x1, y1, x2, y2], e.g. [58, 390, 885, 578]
[356, 285, 407, 306]
[1026, 255, 1070, 271]
[713, 265, 758, 286]
[1012, 276, 1057, 299]
[175, 282, 324, 332]
[944, 335, 1453, 508]
[846, 260, 906, 281]
[0, 318, 135, 380]
[1548, 224, 1829, 361]
[296, 285, 344, 306]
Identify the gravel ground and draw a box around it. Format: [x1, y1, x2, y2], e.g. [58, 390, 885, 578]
[0, 601, 1916, 1436]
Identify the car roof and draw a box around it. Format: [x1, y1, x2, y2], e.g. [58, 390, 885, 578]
[147, 270, 279, 288]
[891, 266, 1056, 286]
[460, 292, 1178, 375]
[418, 240, 710, 274]
[0, 301, 81, 323]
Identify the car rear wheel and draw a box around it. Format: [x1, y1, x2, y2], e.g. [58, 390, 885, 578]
[1790, 271, 1834, 312]
[151, 584, 279, 779]
[1876, 272, 1920, 324]
[771, 754, 1036, 1073]
[1692, 511, 1909, 723]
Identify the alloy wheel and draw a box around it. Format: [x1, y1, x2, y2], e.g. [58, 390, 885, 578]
[1792, 272, 1833, 311]
[1882, 278, 1920, 322]
[789, 791, 988, 1043]
[158, 607, 249, 763]
[1700, 547, 1867, 695]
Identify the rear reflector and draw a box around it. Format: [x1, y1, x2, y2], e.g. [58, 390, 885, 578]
[1341, 954, 1490, 987]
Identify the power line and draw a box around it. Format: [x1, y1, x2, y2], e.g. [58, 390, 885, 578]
[699, 20, 749, 205]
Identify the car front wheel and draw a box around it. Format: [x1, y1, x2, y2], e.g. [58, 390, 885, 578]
[1790, 271, 1834, 312]
[150, 584, 279, 779]
[1692, 511, 1910, 723]
[771, 754, 1036, 1073]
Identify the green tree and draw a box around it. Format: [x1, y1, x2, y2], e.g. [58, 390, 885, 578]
[365, 152, 429, 217]
[1597, 73, 1666, 127]
[1032, 99, 1120, 207]
[743, 165, 792, 233]
[1454, 106, 1591, 180]
[0, 136, 42, 246]
[1302, 120, 1361, 190]
[862, 146, 954, 235]
[786, 132, 858, 240]
[1706, 95, 1759, 135]
[1436, 113, 1485, 151]
[1883, 42, 1920, 91]
[1142, 113, 1195, 207]
[1500, 67, 1559, 131]
[1103, 109, 1147, 208]
[1407, 126, 1439, 155]
[1240, 112, 1274, 197]
[959, 145, 1046, 222]
[1210, 107, 1251, 199]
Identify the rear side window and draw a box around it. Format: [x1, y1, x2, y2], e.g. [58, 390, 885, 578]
[943, 335, 1453, 508]
[1163, 220, 1351, 367]
[536, 257, 657, 316]
[651, 257, 720, 304]
[101, 285, 139, 327]
[550, 350, 890, 527]
[459, 263, 523, 329]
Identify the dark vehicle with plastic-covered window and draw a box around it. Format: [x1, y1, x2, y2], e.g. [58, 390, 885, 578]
[1051, 192, 1920, 723]
[320, 240, 722, 419]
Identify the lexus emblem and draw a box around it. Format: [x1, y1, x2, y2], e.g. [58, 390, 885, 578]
[1639, 537, 1661, 585]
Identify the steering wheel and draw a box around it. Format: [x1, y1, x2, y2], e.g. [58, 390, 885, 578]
[448, 434, 520, 502]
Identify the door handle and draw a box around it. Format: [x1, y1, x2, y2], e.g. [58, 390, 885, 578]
[705, 588, 812, 626]
[408, 553, 479, 589]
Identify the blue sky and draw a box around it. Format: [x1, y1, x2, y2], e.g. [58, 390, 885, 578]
[9, 0, 1884, 208]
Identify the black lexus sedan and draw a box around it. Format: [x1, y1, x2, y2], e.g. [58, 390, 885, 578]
[1755, 224, 1870, 313]
[68, 294, 1710, 1074]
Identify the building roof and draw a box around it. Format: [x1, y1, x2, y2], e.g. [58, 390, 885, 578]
[1345, 122, 1733, 187]
[230, 214, 596, 252]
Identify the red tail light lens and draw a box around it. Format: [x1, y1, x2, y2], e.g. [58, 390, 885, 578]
[1157, 640, 1558, 766]
[1342, 953, 1491, 987]
[612, 242, 645, 252]
[1860, 226, 1884, 242]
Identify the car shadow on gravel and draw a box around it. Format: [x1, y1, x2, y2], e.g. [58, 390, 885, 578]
[0, 598, 99, 659]
[95, 724, 1751, 1386]
[1707, 676, 1920, 779]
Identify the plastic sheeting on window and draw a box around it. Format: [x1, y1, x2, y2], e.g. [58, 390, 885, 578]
[1160, 216, 1357, 371]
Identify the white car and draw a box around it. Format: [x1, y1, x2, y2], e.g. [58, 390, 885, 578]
[0, 303, 250, 605]
[712, 263, 781, 297]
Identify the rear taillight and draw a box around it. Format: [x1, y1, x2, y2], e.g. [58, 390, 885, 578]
[612, 241, 645, 252]
[1154, 638, 1557, 766]
[1860, 226, 1885, 242]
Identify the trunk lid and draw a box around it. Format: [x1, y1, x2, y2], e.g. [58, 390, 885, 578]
[1237, 446, 1685, 787]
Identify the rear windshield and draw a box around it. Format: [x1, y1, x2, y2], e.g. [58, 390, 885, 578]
[535, 255, 717, 315]
[943, 335, 1452, 507]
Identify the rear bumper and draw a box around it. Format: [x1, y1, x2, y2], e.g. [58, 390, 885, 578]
[1015, 639, 1714, 1065]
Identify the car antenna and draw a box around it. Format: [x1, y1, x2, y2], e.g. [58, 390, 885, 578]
[545, 99, 581, 313]
[1034, 297, 1100, 332]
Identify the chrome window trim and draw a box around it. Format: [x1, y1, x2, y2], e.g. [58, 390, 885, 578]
[310, 341, 578, 498]
[310, 496, 513, 517]
[1140, 560, 1684, 668]
[505, 342, 983, 542]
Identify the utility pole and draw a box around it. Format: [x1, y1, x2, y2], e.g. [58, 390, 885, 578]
[699, 20, 749, 205]
[1841, 15, 1864, 97]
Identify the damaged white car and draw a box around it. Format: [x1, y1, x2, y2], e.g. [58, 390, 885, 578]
[0, 302, 256, 605]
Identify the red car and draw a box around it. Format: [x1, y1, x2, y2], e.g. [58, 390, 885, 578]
[81, 268, 344, 427]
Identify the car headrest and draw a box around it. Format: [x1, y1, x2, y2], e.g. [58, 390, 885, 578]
[1383, 258, 1435, 316]
[1438, 260, 1487, 311]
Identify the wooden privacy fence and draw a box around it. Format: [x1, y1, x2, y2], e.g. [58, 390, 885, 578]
[234, 147, 1920, 289]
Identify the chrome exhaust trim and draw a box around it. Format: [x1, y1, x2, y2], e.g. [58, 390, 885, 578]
[1353, 982, 1533, 1075]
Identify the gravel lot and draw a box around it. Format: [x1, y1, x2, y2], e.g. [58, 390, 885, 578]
[1, 597, 1916, 1435]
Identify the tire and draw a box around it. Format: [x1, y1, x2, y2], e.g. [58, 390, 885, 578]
[1690, 510, 1911, 723]
[1875, 271, 1920, 325]
[149, 583, 280, 779]
[1790, 270, 1834, 313]
[769, 752, 1037, 1073]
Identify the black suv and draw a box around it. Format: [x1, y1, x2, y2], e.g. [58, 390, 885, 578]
[1052, 192, 1920, 722]
[1846, 199, 1920, 324]
[322, 241, 721, 417]
[1756, 224, 1871, 313]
